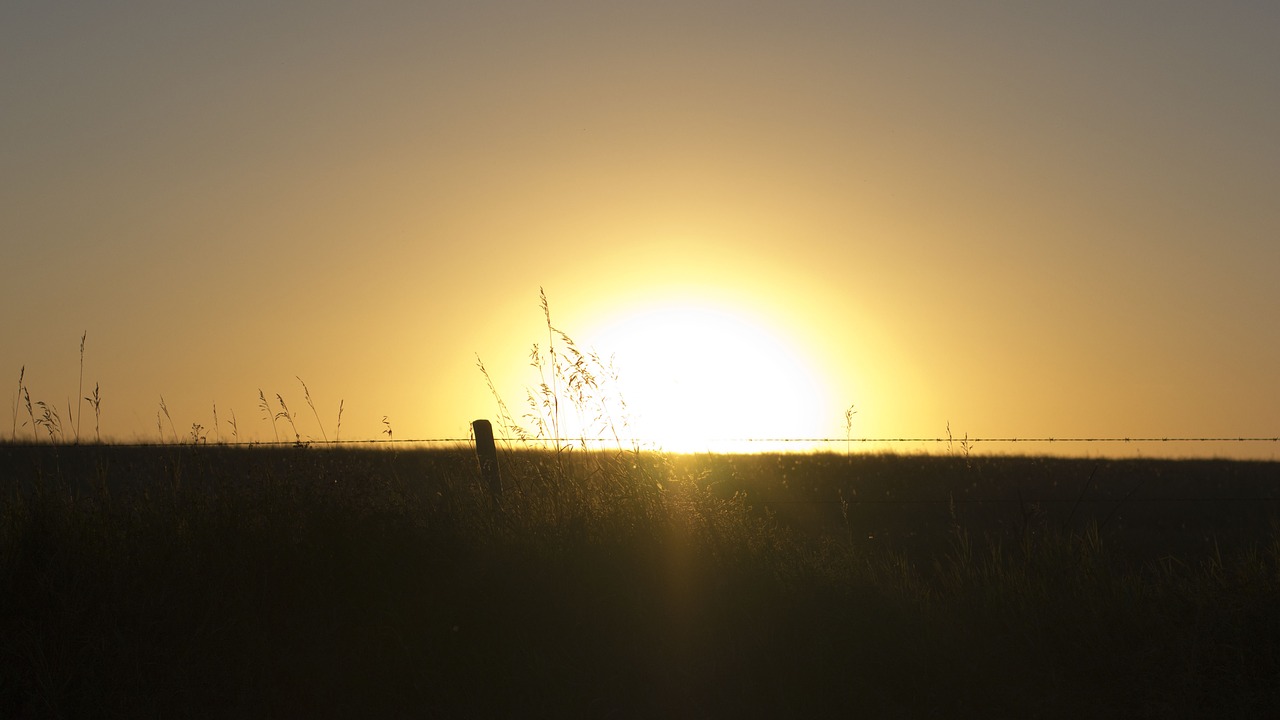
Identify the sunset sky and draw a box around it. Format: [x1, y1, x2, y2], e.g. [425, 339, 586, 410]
[3, 2, 1277, 457]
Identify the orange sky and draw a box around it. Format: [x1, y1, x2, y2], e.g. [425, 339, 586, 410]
[3, 2, 1278, 457]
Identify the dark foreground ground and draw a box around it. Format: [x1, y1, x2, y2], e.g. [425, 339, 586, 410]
[2, 444, 1278, 718]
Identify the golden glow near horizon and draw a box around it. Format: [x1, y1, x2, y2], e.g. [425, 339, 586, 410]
[2, 2, 1278, 458]
[582, 299, 830, 453]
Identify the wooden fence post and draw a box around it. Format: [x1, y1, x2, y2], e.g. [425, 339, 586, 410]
[472, 419, 502, 499]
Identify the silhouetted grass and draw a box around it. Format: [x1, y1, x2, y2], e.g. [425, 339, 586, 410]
[2, 444, 1278, 718]
[6, 312, 1278, 717]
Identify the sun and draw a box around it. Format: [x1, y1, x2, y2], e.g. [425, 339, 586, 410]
[583, 299, 830, 453]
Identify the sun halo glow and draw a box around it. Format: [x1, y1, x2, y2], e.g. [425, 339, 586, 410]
[584, 301, 829, 453]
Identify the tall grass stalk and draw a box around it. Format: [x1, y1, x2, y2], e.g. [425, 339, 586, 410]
[297, 377, 328, 442]
[34, 401, 63, 443]
[539, 287, 562, 454]
[475, 355, 529, 446]
[505, 288, 620, 479]
[159, 396, 177, 443]
[275, 394, 300, 445]
[844, 403, 857, 457]
[76, 331, 85, 443]
[11, 366, 22, 440]
[85, 383, 101, 443]
[24, 384, 36, 443]
[335, 399, 343, 442]
[476, 290, 643, 498]
[258, 389, 279, 444]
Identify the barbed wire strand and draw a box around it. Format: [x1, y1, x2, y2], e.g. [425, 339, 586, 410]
[24, 435, 1277, 449]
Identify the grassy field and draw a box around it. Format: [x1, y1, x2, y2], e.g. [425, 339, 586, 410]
[2, 442, 1279, 718]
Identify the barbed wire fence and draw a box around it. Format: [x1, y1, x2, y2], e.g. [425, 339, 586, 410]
[44, 435, 1279, 450]
[7, 432, 1277, 506]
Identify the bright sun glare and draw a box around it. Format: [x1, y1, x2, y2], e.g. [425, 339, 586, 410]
[586, 301, 829, 453]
